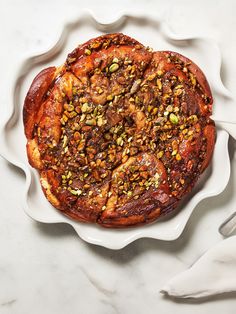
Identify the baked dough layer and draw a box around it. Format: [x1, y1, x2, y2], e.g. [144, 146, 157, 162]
[23, 33, 215, 227]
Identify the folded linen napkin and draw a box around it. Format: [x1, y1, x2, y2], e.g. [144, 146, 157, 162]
[161, 236, 236, 298]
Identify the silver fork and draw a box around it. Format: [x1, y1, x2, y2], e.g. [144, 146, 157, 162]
[219, 212, 236, 237]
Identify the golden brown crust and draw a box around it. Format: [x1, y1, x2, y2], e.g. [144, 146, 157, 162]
[23, 33, 215, 228]
[24, 67, 57, 139]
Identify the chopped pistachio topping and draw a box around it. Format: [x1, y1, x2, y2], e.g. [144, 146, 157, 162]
[169, 113, 179, 124]
[70, 189, 82, 196]
[112, 57, 119, 63]
[156, 79, 162, 90]
[40, 41, 211, 216]
[85, 119, 96, 126]
[109, 63, 119, 73]
[84, 48, 91, 55]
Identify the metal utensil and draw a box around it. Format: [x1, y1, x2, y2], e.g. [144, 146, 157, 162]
[219, 212, 236, 237]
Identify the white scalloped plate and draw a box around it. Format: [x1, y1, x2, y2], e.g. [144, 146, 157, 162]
[0, 10, 234, 249]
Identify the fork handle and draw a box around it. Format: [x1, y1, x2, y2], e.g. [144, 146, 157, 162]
[219, 212, 236, 237]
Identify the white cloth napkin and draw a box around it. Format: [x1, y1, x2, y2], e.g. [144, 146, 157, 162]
[161, 236, 236, 299]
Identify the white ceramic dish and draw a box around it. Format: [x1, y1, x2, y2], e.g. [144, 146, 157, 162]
[0, 10, 233, 249]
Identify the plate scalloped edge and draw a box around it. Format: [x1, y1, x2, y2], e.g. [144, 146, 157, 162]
[0, 9, 233, 249]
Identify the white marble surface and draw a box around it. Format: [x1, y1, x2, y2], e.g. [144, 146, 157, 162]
[0, 0, 236, 313]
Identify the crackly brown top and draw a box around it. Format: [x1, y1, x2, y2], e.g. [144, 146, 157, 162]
[23, 33, 215, 227]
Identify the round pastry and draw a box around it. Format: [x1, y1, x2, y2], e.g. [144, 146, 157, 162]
[23, 33, 215, 228]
